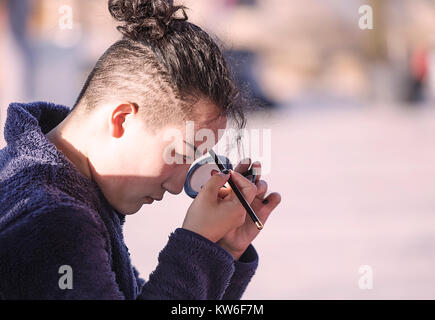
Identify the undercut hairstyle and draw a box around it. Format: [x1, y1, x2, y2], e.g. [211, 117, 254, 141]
[72, 0, 248, 130]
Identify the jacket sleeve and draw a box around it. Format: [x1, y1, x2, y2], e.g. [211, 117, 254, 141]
[134, 229, 259, 300]
[137, 228, 239, 300]
[221, 244, 259, 300]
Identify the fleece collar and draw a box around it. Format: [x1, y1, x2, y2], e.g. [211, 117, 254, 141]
[2, 101, 126, 225]
[1, 101, 136, 298]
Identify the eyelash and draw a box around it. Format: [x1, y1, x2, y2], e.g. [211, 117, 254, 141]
[177, 153, 190, 161]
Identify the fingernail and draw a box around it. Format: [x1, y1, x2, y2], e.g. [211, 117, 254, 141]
[262, 199, 269, 205]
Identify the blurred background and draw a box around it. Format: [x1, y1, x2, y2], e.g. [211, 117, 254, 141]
[1, 0, 435, 299]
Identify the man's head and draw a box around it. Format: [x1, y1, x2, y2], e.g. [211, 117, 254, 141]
[51, 0, 247, 215]
[78, 98, 227, 215]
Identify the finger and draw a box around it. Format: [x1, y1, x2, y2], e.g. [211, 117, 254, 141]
[256, 192, 281, 227]
[251, 161, 262, 183]
[228, 170, 257, 204]
[255, 180, 268, 200]
[261, 192, 281, 215]
[234, 158, 251, 174]
[201, 170, 231, 200]
[218, 179, 260, 200]
[212, 170, 230, 198]
[217, 184, 232, 199]
[244, 192, 281, 236]
[210, 169, 219, 176]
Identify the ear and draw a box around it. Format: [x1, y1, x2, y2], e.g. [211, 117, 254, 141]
[109, 103, 138, 138]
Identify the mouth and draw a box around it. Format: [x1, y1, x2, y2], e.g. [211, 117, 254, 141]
[143, 196, 154, 204]
[143, 196, 163, 203]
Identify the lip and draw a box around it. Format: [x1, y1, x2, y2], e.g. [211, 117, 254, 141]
[143, 196, 154, 204]
[144, 196, 163, 203]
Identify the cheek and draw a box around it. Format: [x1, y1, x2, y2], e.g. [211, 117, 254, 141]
[156, 162, 178, 180]
[121, 145, 165, 177]
[132, 156, 175, 191]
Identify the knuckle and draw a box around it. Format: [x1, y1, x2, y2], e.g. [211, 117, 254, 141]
[250, 182, 258, 194]
[236, 209, 246, 224]
[238, 205, 246, 217]
[232, 204, 246, 219]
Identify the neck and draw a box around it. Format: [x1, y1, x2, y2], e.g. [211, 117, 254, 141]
[46, 116, 94, 182]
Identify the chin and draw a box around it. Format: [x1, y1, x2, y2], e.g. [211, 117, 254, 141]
[111, 202, 141, 216]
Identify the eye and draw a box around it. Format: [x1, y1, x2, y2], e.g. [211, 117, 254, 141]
[176, 152, 191, 163]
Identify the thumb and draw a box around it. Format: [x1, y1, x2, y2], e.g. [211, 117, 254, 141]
[200, 169, 230, 200]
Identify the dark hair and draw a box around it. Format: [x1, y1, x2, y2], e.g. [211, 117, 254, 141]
[72, 0, 247, 130]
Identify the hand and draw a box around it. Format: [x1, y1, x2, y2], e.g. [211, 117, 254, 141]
[182, 169, 258, 243]
[215, 159, 281, 260]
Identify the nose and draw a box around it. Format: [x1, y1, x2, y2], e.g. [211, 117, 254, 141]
[165, 178, 185, 195]
[166, 184, 184, 195]
[164, 166, 189, 195]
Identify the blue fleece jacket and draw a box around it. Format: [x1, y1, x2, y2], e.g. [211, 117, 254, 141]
[0, 101, 258, 300]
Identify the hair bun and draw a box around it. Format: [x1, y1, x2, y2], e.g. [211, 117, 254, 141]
[108, 0, 188, 41]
